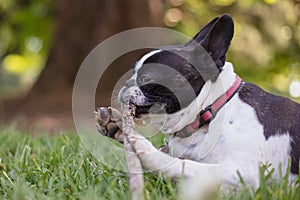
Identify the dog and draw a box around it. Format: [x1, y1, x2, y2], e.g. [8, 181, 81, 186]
[96, 14, 300, 197]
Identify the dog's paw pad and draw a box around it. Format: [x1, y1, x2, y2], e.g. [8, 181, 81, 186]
[94, 107, 123, 142]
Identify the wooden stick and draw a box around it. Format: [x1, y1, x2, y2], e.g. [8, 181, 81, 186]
[123, 102, 144, 200]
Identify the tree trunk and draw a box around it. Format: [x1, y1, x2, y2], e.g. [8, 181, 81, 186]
[3, 0, 163, 130]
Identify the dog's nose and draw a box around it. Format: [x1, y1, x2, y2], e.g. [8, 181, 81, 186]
[125, 79, 135, 88]
[119, 80, 136, 103]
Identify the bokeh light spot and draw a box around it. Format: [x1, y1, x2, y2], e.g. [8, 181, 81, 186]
[25, 36, 43, 53]
[264, 0, 278, 4]
[164, 8, 183, 27]
[289, 80, 300, 98]
[3, 54, 28, 74]
[169, 0, 184, 6]
[280, 26, 293, 40]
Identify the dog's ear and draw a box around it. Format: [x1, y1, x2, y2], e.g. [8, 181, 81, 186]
[199, 14, 234, 70]
[185, 17, 220, 45]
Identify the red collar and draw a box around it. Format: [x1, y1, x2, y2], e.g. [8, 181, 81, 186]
[175, 76, 243, 138]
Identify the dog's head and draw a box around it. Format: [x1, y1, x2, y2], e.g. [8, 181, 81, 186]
[119, 14, 234, 121]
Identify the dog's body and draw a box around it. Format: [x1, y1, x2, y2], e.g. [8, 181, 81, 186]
[96, 14, 300, 195]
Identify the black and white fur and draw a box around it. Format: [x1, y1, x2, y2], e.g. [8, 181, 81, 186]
[118, 14, 300, 195]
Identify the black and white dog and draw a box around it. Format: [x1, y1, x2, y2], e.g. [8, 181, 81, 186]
[97, 14, 300, 194]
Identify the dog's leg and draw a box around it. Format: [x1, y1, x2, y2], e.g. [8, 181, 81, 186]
[128, 134, 221, 180]
[129, 133, 225, 199]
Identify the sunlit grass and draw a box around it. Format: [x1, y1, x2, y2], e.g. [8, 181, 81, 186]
[0, 127, 299, 199]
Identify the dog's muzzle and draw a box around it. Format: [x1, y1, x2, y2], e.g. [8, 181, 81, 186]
[119, 86, 166, 117]
[119, 86, 143, 104]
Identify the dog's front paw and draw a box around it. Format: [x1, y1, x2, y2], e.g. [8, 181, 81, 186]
[128, 134, 158, 155]
[94, 107, 124, 143]
[128, 134, 175, 174]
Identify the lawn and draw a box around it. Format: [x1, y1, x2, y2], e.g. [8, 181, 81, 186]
[0, 127, 299, 200]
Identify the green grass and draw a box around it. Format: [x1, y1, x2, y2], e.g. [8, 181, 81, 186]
[0, 127, 299, 200]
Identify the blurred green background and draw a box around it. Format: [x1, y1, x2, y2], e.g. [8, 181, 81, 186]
[0, 0, 299, 128]
[0, 0, 53, 98]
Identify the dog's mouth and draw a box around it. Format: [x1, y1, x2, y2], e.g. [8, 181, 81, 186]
[120, 84, 181, 118]
[134, 105, 152, 118]
[129, 98, 167, 118]
[129, 93, 179, 118]
[134, 103, 152, 117]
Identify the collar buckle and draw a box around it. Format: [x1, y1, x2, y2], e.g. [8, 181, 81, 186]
[198, 106, 216, 126]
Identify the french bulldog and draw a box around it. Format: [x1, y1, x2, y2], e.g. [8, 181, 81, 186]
[95, 14, 300, 195]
